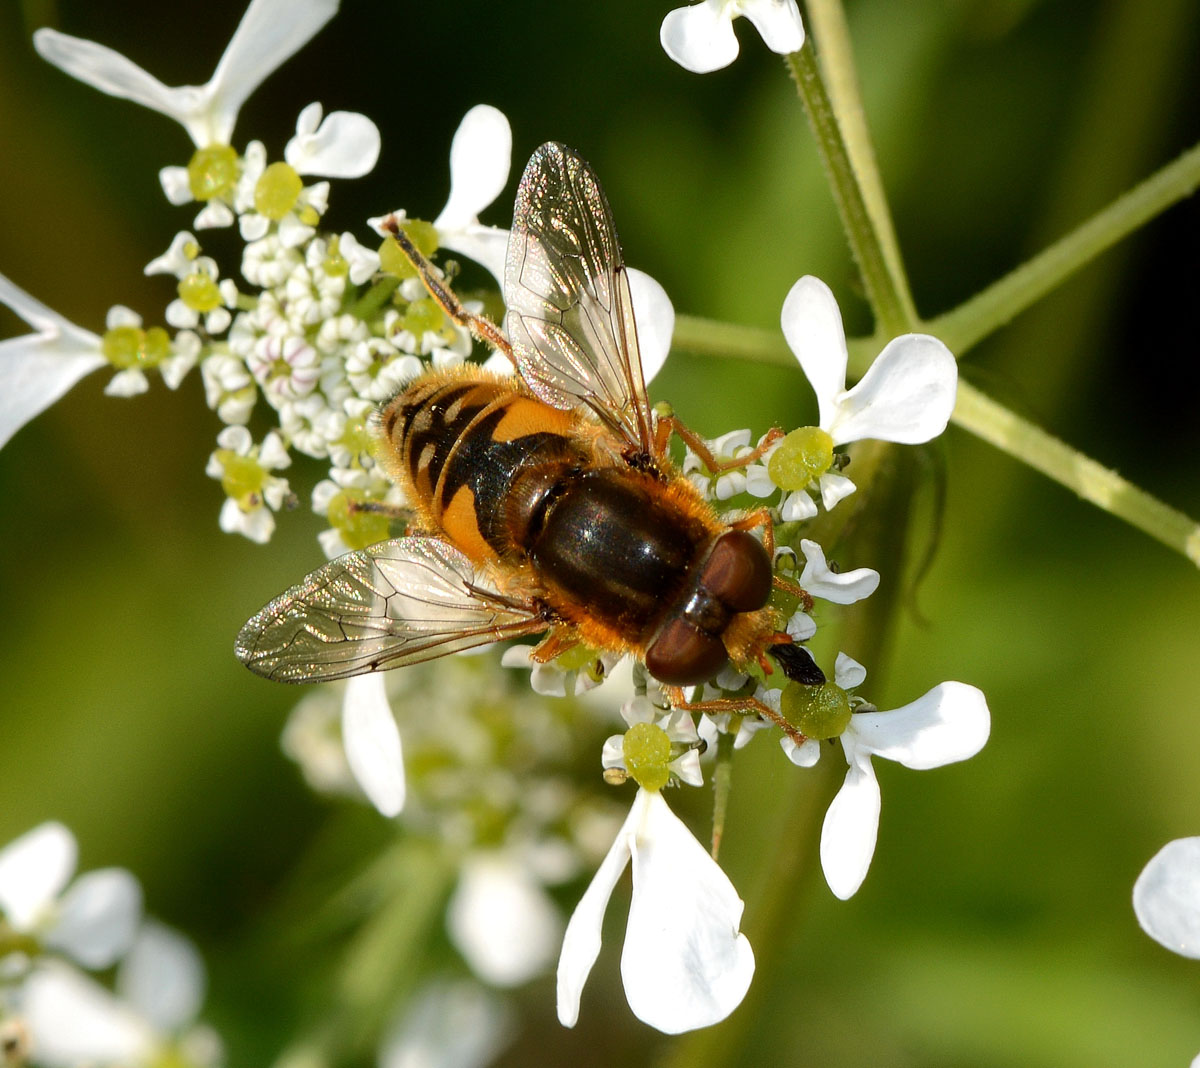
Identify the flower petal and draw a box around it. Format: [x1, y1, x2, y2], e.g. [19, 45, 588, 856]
[628, 268, 675, 386]
[660, 1, 741, 74]
[33, 29, 186, 123]
[1133, 838, 1200, 959]
[435, 105, 512, 232]
[820, 754, 881, 899]
[780, 736, 820, 767]
[740, 0, 806, 55]
[852, 681, 990, 769]
[285, 106, 381, 178]
[557, 801, 636, 1026]
[116, 920, 206, 1031]
[0, 273, 105, 448]
[20, 960, 154, 1066]
[446, 853, 563, 987]
[438, 226, 511, 288]
[799, 539, 879, 605]
[780, 276, 849, 432]
[0, 822, 77, 932]
[622, 791, 754, 1032]
[341, 674, 405, 816]
[0, 335, 106, 450]
[827, 333, 958, 446]
[46, 868, 142, 969]
[817, 470, 856, 510]
[204, 0, 340, 145]
[833, 651, 867, 690]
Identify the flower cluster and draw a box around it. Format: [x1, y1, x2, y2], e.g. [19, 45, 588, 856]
[0, 0, 995, 1045]
[0, 823, 219, 1067]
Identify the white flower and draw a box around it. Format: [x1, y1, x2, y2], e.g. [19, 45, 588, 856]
[337, 231, 381, 285]
[556, 788, 754, 1033]
[204, 425, 292, 542]
[20, 921, 220, 1068]
[200, 353, 256, 426]
[34, 0, 340, 148]
[433, 104, 514, 287]
[379, 979, 513, 1068]
[242, 234, 304, 288]
[0, 822, 142, 971]
[781, 275, 958, 448]
[499, 644, 617, 698]
[340, 674, 405, 817]
[0, 272, 106, 450]
[782, 655, 990, 899]
[602, 699, 705, 789]
[798, 538, 879, 604]
[446, 852, 563, 987]
[661, 0, 805, 74]
[248, 331, 320, 405]
[284, 101, 380, 179]
[1134, 837, 1200, 958]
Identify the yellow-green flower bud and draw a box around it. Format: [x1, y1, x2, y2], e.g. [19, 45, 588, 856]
[378, 219, 439, 279]
[254, 162, 303, 221]
[402, 298, 445, 337]
[102, 325, 170, 369]
[217, 451, 265, 510]
[781, 680, 852, 739]
[768, 426, 835, 490]
[326, 489, 392, 550]
[622, 722, 672, 792]
[178, 272, 222, 312]
[187, 145, 239, 201]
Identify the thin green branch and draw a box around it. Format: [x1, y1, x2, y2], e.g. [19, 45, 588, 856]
[787, 44, 910, 336]
[954, 382, 1200, 567]
[671, 312, 881, 373]
[803, 0, 917, 327]
[930, 140, 1200, 355]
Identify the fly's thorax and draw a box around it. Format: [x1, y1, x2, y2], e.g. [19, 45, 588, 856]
[528, 467, 718, 643]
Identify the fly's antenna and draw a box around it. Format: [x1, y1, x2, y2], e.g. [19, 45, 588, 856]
[381, 216, 513, 360]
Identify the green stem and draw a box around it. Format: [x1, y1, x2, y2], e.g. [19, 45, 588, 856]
[954, 382, 1200, 566]
[672, 312, 881, 374]
[802, 0, 918, 327]
[930, 140, 1200, 355]
[710, 731, 735, 860]
[348, 275, 400, 321]
[787, 43, 909, 335]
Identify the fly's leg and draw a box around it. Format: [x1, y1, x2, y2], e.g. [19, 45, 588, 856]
[654, 415, 783, 474]
[663, 688, 808, 748]
[381, 216, 513, 359]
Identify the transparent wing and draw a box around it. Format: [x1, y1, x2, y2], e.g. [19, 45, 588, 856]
[504, 141, 656, 455]
[235, 537, 545, 683]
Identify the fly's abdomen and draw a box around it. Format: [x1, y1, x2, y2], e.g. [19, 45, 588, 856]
[381, 371, 580, 562]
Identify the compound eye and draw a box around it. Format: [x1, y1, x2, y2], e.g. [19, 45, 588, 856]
[702, 530, 772, 613]
[645, 617, 728, 687]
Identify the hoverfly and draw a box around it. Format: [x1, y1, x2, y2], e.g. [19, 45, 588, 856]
[235, 143, 822, 736]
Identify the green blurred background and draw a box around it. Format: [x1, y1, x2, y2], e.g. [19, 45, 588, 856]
[1, 0, 1199, 1064]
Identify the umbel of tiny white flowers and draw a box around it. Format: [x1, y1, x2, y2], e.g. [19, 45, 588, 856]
[661, 0, 805, 74]
[557, 701, 753, 1034]
[782, 655, 990, 900]
[0, 822, 142, 970]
